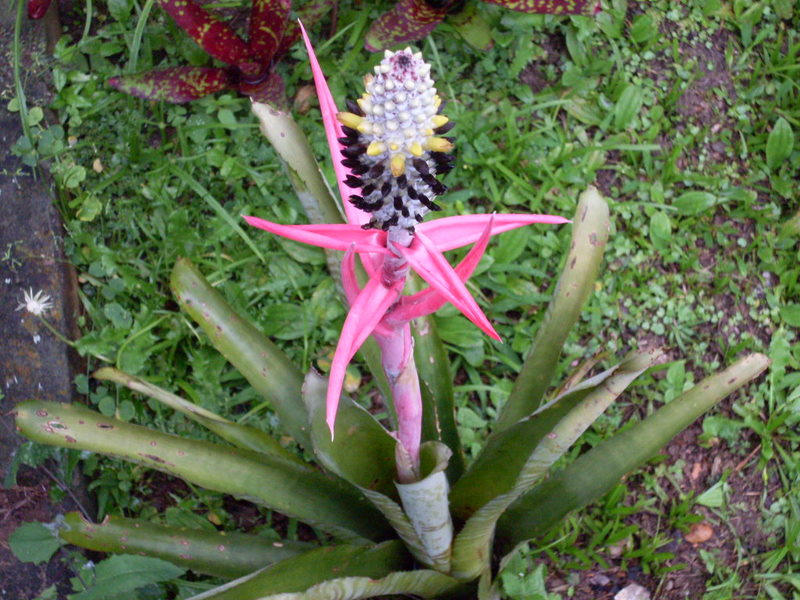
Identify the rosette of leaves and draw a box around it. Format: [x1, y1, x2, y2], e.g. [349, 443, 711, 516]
[108, 0, 332, 104]
[365, 0, 601, 51]
[15, 179, 769, 598]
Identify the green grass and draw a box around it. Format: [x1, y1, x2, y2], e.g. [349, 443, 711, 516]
[7, 0, 800, 598]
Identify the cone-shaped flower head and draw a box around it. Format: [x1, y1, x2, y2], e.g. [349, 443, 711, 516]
[337, 49, 454, 233]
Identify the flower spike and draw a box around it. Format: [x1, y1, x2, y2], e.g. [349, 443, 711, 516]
[245, 28, 567, 441]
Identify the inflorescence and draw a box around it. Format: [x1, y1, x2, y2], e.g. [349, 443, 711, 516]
[337, 49, 455, 233]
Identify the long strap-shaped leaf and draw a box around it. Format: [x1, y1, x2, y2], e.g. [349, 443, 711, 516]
[186, 541, 415, 600]
[94, 367, 302, 464]
[495, 353, 770, 552]
[449, 350, 662, 520]
[449, 350, 659, 581]
[171, 258, 310, 449]
[209, 569, 466, 600]
[302, 371, 397, 498]
[59, 512, 312, 578]
[495, 187, 610, 431]
[15, 400, 391, 542]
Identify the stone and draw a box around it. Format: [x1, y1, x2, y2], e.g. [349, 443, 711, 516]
[614, 583, 651, 600]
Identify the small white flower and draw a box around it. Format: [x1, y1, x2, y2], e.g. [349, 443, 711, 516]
[16, 288, 54, 316]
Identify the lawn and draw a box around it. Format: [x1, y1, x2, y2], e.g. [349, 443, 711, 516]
[6, 0, 800, 598]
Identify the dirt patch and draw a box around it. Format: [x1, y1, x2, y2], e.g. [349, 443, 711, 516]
[0, 467, 86, 600]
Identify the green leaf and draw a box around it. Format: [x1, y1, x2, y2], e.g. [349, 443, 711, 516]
[614, 84, 644, 130]
[211, 569, 464, 600]
[673, 191, 716, 216]
[93, 367, 300, 462]
[766, 117, 794, 170]
[696, 480, 726, 508]
[62, 164, 87, 188]
[186, 542, 414, 600]
[171, 259, 310, 449]
[495, 353, 770, 551]
[76, 194, 103, 222]
[59, 512, 311, 578]
[69, 554, 185, 600]
[450, 350, 661, 580]
[15, 400, 390, 541]
[649, 210, 672, 253]
[302, 371, 397, 498]
[451, 350, 662, 520]
[9, 521, 61, 564]
[496, 187, 610, 430]
[780, 304, 800, 327]
[630, 13, 658, 43]
[448, 2, 493, 51]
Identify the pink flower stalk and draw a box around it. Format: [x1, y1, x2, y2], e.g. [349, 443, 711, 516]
[244, 24, 568, 475]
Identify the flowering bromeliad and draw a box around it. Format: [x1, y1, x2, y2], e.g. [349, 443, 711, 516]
[245, 27, 568, 479]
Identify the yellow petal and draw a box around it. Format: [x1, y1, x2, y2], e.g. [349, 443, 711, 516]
[366, 141, 385, 156]
[391, 154, 406, 177]
[427, 136, 453, 152]
[432, 115, 449, 128]
[338, 112, 364, 129]
[409, 142, 423, 157]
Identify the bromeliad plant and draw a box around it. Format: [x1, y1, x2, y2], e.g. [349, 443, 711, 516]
[15, 27, 769, 600]
[108, 0, 331, 104]
[365, 0, 601, 52]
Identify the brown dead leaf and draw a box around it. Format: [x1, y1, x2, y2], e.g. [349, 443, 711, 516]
[293, 85, 317, 115]
[685, 521, 714, 544]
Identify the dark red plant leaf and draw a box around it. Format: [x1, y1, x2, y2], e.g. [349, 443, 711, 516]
[109, 67, 233, 103]
[248, 0, 290, 61]
[239, 70, 287, 107]
[157, 0, 250, 65]
[27, 0, 52, 19]
[365, 0, 453, 52]
[275, 1, 337, 60]
[481, 0, 600, 14]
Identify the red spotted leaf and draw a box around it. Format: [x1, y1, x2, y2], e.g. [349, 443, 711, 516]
[238, 70, 287, 106]
[365, 0, 454, 52]
[276, 1, 337, 60]
[157, 0, 250, 65]
[248, 0, 290, 61]
[109, 67, 233, 103]
[481, 0, 600, 14]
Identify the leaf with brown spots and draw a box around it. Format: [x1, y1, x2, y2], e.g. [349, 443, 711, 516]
[157, 0, 250, 65]
[109, 67, 233, 103]
[481, 0, 600, 14]
[248, 0, 290, 61]
[365, 0, 454, 52]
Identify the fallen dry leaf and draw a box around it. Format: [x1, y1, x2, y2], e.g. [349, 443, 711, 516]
[685, 521, 714, 544]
